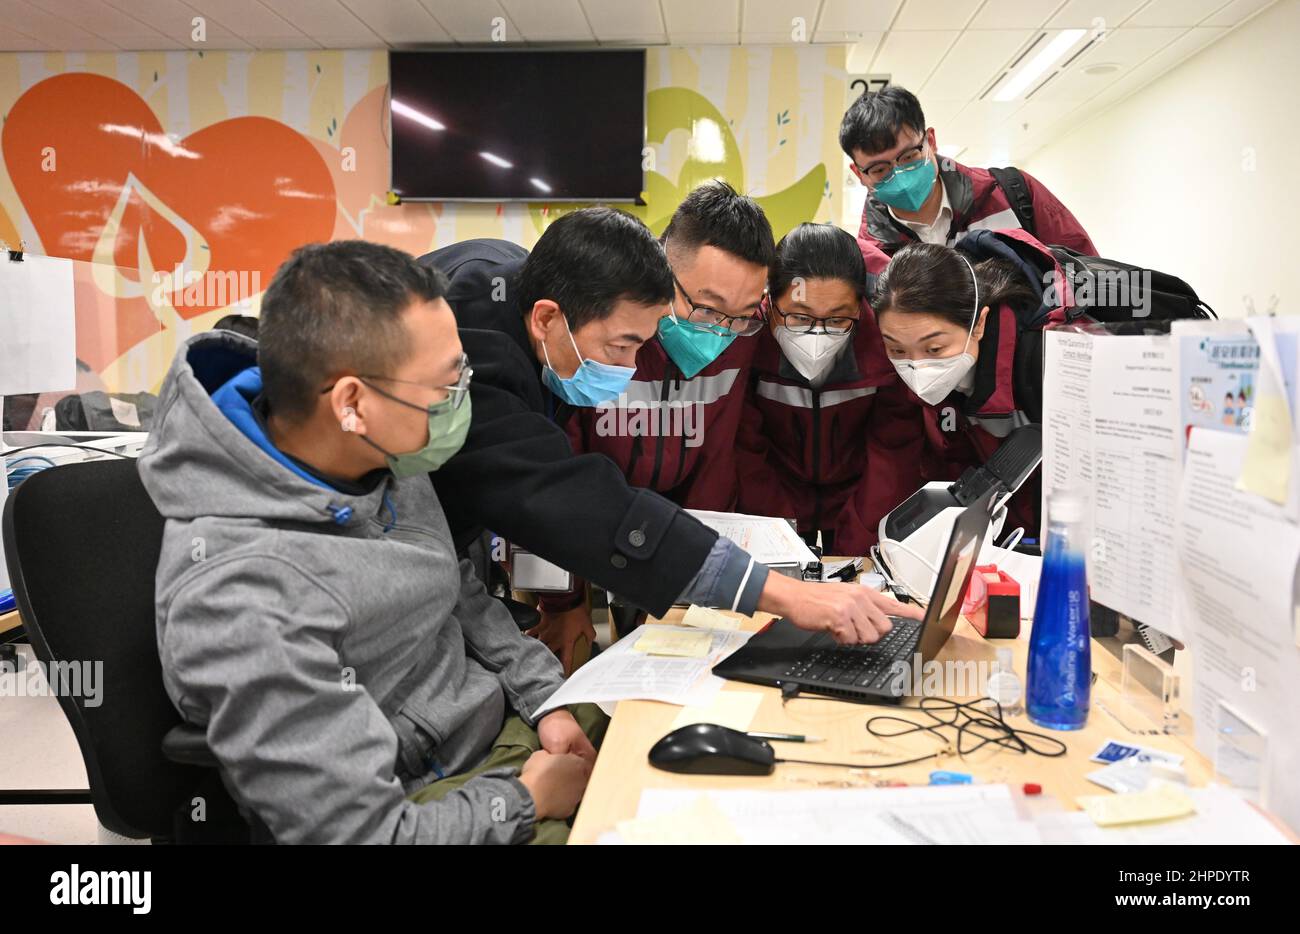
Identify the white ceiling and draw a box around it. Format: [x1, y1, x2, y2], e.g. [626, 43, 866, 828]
[4, 0, 1280, 163]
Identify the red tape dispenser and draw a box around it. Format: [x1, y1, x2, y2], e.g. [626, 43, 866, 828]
[962, 564, 1020, 639]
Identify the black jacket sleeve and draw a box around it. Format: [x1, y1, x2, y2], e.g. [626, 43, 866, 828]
[421, 240, 719, 617]
[433, 328, 718, 616]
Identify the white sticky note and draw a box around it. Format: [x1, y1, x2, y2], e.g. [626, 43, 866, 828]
[670, 691, 764, 733]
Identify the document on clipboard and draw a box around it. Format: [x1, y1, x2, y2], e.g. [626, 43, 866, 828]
[685, 509, 819, 575]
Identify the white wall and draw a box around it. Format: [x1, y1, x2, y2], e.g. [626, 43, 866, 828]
[1024, 0, 1298, 319]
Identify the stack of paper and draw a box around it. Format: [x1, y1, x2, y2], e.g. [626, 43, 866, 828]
[686, 509, 818, 570]
[603, 784, 1293, 845]
[601, 784, 1041, 845]
[533, 624, 751, 718]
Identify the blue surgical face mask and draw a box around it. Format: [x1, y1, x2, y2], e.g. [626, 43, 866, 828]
[540, 314, 636, 407]
[871, 154, 938, 213]
[656, 312, 736, 379]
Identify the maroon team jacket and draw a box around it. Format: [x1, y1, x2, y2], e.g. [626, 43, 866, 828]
[734, 298, 920, 554]
[561, 329, 756, 509]
[858, 158, 1096, 272]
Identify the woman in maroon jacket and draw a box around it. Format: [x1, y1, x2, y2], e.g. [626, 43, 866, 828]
[862, 231, 1064, 537]
[736, 223, 920, 554]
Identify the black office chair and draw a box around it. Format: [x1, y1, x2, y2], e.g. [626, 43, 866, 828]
[1, 458, 262, 842]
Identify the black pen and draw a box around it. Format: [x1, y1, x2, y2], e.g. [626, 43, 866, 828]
[747, 731, 824, 743]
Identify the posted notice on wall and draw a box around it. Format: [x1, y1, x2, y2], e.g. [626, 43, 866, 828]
[0, 253, 76, 396]
[1042, 329, 1181, 637]
[1177, 427, 1300, 832]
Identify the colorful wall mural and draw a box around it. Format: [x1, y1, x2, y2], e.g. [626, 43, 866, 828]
[0, 46, 848, 402]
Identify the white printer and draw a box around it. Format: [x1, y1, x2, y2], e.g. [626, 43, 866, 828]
[877, 425, 1042, 600]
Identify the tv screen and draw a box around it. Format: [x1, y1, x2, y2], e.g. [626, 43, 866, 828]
[389, 50, 646, 202]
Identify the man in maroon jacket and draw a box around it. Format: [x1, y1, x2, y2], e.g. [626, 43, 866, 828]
[841, 86, 1095, 273]
[535, 181, 773, 669]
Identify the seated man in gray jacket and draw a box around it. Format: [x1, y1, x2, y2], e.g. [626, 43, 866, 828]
[139, 240, 600, 844]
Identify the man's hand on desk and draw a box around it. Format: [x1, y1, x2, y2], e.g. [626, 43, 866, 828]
[758, 573, 923, 645]
[527, 607, 596, 676]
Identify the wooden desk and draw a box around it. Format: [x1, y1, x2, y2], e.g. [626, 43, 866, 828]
[569, 605, 1217, 844]
[0, 609, 20, 641]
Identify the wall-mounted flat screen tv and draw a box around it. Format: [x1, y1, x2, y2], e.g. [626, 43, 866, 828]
[389, 49, 646, 202]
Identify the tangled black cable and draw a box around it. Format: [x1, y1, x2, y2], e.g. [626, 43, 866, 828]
[865, 697, 1069, 761]
[774, 697, 1068, 770]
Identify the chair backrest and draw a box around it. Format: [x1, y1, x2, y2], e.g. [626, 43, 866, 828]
[1, 457, 203, 838]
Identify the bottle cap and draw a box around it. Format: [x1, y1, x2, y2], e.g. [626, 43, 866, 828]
[1047, 492, 1087, 524]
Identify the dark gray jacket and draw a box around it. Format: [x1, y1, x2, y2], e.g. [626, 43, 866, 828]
[139, 330, 564, 844]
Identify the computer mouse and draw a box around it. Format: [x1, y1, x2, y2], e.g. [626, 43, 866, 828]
[648, 723, 776, 775]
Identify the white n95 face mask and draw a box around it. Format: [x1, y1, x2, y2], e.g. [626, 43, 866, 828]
[775, 326, 852, 387]
[892, 350, 975, 405]
[890, 252, 980, 406]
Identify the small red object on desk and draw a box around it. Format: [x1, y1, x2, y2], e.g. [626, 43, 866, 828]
[965, 564, 1020, 639]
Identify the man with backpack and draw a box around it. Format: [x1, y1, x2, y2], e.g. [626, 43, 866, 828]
[840, 85, 1096, 272]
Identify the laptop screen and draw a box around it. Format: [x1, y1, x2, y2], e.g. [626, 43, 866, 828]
[916, 496, 993, 661]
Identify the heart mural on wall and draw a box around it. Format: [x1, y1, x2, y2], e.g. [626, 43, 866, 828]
[2, 72, 336, 372]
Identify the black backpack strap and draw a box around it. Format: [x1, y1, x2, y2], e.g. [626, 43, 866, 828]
[989, 166, 1036, 237]
[864, 270, 880, 304]
[1013, 328, 1045, 423]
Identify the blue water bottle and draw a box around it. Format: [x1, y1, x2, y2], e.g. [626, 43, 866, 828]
[1026, 494, 1091, 730]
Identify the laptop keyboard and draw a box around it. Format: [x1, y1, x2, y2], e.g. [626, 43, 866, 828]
[780, 617, 922, 691]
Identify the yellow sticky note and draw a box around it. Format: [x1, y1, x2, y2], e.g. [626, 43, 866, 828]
[1239, 394, 1292, 505]
[616, 794, 742, 844]
[681, 605, 743, 631]
[671, 691, 764, 733]
[1077, 782, 1196, 827]
[634, 628, 712, 658]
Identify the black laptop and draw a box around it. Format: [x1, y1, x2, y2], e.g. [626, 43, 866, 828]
[713, 493, 994, 704]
